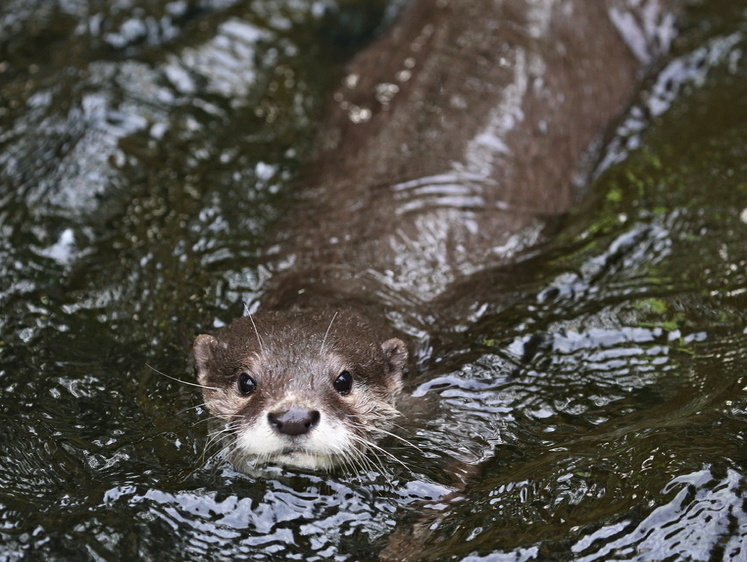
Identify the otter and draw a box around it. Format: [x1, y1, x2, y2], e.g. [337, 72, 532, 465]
[193, 0, 674, 471]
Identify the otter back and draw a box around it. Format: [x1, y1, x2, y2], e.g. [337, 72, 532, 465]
[260, 0, 668, 316]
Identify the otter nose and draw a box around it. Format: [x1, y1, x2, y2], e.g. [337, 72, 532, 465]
[268, 406, 320, 436]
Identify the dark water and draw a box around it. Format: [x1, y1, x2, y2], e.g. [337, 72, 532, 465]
[1, 1, 746, 560]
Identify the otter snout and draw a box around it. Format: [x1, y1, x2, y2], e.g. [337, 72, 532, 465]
[268, 406, 320, 436]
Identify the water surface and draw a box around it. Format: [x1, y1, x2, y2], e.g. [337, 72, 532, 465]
[1, 0, 746, 560]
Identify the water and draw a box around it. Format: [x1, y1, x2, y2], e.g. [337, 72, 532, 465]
[1, 0, 746, 560]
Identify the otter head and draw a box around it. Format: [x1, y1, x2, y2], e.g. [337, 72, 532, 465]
[192, 310, 408, 471]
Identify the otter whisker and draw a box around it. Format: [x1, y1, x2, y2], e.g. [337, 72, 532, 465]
[341, 417, 415, 468]
[344, 415, 408, 444]
[189, 416, 221, 430]
[363, 425, 426, 455]
[146, 363, 221, 391]
[203, 427, 232, 454]
[360, 444, 395, 477]
[200, 439, 231, 464]
[203, 442, 235, 471]
[349, 453, 377, 477]
[247, 314, 266, 356]
[202, 429, 238, 467]
[341, 438, 379, 474]
[339, 446, 375, 477]
[202, 421, 239, 458]
[200, 441, 224, 467]
[337, 451, 358, 475]
[359, 446, 388, 476]
[178, 401, 213, 417]
[204, 436, 232, 460]
[349, 433, 411, 473]
[180, 438, 234, 483]
[319, 311, 339, 355]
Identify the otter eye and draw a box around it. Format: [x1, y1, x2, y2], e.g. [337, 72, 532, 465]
[237, 372, 256, 396]
[333, 370, 353, 395]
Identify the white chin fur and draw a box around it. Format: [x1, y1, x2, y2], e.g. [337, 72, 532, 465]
[233, 410, 355, 471]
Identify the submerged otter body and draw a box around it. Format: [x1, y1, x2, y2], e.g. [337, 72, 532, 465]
[194, 0, 674, 471]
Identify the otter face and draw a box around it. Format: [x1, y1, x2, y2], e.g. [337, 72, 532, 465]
[192, 311, 407, 471]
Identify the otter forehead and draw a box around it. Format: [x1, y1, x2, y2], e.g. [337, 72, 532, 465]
[219, 311, 391, 370]
[254, 345, 347, 376]
[250, 347, 348, 399]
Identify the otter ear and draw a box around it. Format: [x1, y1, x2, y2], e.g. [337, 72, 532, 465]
[193, 334, 218, 386]
[381, 338, 408, 394]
